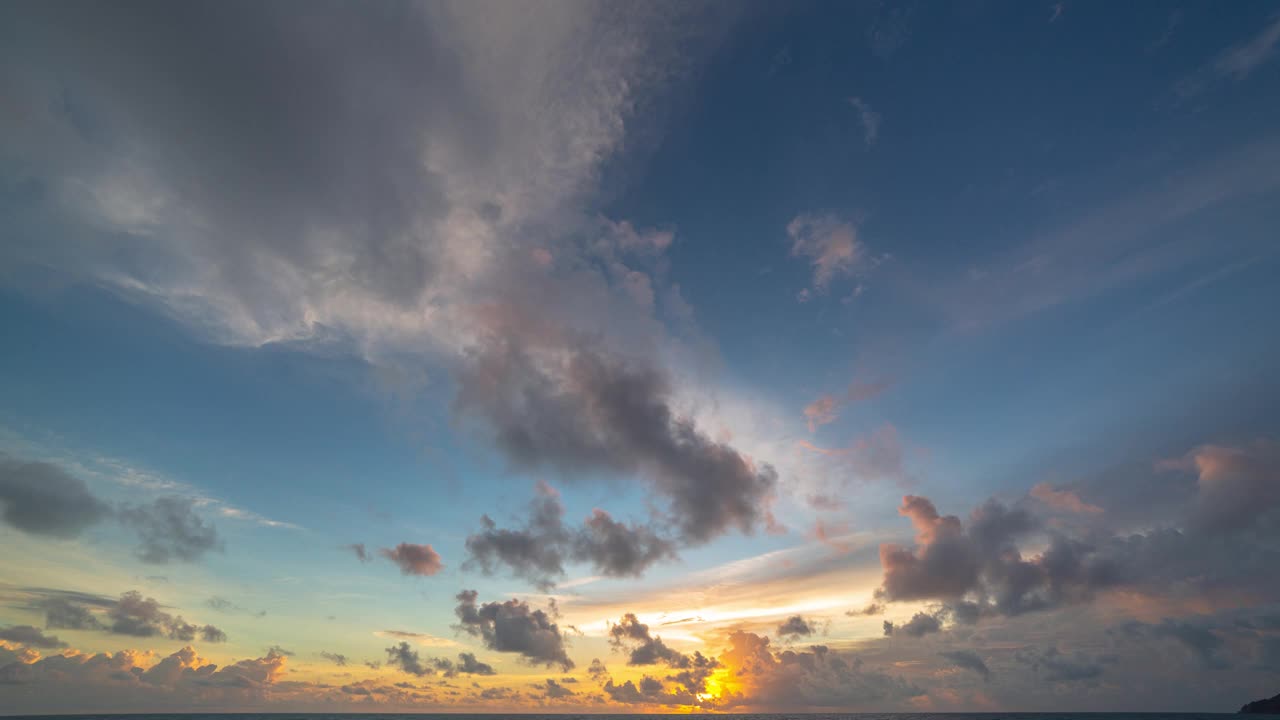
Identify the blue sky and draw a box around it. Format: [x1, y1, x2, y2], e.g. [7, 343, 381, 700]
[1, 0, 1279, 713]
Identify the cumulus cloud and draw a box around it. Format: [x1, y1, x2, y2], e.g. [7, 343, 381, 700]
[716, 631, 922, 709]
[848, 97, 881, 146]
[465, 482, 678, 590]
[348, 544, 372, 563]
[608, 613, 717, 677]
[456, 344, 778, 549]
[119, 497, 222, 564]
[0, 644, 288, 712]
[1159, 441, 1280, 533]
[0, 457, 110, 538]
[454, 590, 573, 671]
[777, 616, 815, 637]
[379, 543, 444, 576]
[385, 641, 434, 677]
[541, 677, 576, 698]
[883, 612, 942, 638]
[938, 650, 990, 681]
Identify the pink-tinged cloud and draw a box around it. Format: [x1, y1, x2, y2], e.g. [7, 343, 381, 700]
[802, 379, 891, 432]
[797, 424, 911, 484]
[380, 543, 445, 576]
[1158, 441, 1280, 532]
[812, 519, 853, 554]
[1029, 483, 1103, 514]
[788, 214, 863, 291]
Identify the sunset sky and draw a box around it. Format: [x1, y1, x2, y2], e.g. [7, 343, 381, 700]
[2, 0, 1280, 714]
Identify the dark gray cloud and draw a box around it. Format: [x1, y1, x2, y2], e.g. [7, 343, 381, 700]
[938, 649, 990, 681]
[588, 658, 609, 681]
[465, 482, 674, 589]
[848, 602, 884, 616]
[777, 615, 814, 637]
[882, 611, 941, 638]
[0, 625, 67, 649]
[119, 496, 222, 564]
[874, 491, 1280, 622]
[1117, 620, 1231, 670]
[385, 641, 434, 677]
[35, 589, 226, 643]
[541, 677, 575, 698]
[607, 613, 716, 673]
[379, 543, 444, 576]
[455, 344, 778, 547]
[348, 543, 372, 563]
[1017, 646, 1109, 683]
[0, 457, 110, 538]
[454, 590, 573, 671]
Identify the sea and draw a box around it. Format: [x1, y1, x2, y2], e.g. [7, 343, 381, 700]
[3, 714, 1275, 720]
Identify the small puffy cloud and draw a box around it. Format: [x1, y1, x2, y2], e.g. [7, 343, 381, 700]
[454, 590, 573, 671]
[541, 677, 575, 698]
[120, 496, 222, 564]
[938, 650, 990, 681]
[385, 641, 434, 676]
[320, 651, 348, 666]
[0, 457, 110, 538]
[883, 612, 941, 638]
[777, 615, 814, 637]
[348, 543, 372, 563]
[379, 543, 444, 576]
[787, 214, 867, 293]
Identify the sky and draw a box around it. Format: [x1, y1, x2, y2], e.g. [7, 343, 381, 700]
[1, 0, 1279, 714]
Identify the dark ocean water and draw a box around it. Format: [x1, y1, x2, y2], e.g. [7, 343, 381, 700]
[4, 714, 1275, 720]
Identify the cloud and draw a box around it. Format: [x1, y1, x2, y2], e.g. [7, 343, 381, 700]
[0, 457, 110, 538]
[798, 424, 911, 484]
[385, 641, 435, 677]
[883, 612, 942, 638]
[848, 97, 881, 146]
[0, 626, 67, 649]
[803, 379, 890, 432]
[777, 616, 814, 637]
[119, 496, 222, 564]
[1118, 620, 1230, 670]
[938, 650, 990, 681]
[1159, 441, 1280, 533]
[35, 589, 227, 644]
[379, 543, 444, 576]
[716, 631, 922, 709]
[465, 482, 674, 589]
[320, 651, 348, 666]
[454, 590, 573, 671]
[456, 344, 778, 550]
[608, 613, 717, 675]
[1180, 13, 1280, 96]
[541, 677, 575, 698]
[348, 543, 372, 563]
[1030, 483, 1103, 514]
[1017, 646, 1108, 683]
[787, 214, 867, 293]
